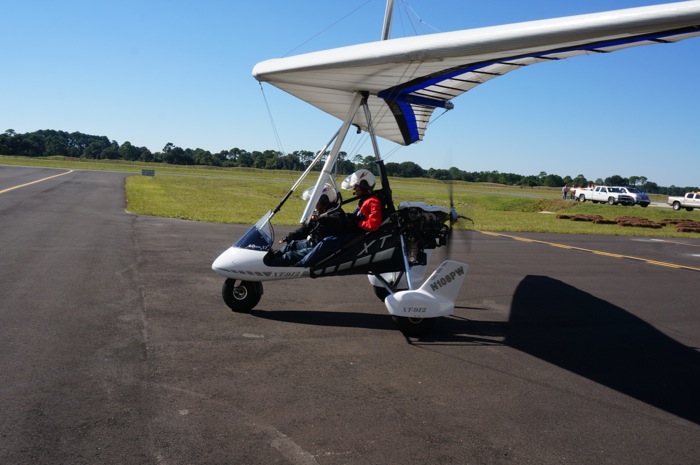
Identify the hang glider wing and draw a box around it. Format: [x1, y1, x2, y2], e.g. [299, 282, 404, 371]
[253, 1, 700, 146]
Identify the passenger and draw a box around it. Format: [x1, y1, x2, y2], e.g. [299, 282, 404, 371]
[341, 169, 383, 232]
[270, 185, 347, 266]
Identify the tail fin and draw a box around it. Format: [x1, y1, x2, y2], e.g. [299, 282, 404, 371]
[384, 260, 468, 319]
[418, 260, 468, 302]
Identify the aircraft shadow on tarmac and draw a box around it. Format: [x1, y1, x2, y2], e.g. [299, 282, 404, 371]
[253, 275, 700, 425]
[249, 309, 397, 332]
[435, 275, 700, 426]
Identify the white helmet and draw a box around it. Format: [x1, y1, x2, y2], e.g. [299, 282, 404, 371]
[341, 169, 376, 191]
[301, 183, 337, 203]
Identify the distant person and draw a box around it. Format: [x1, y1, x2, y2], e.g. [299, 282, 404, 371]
[342, 169, 382, 232]
[562, 184, 569, 200]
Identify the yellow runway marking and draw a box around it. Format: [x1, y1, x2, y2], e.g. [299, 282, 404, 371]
[0, 170, 73, 194]
[479, 231, 700, 272]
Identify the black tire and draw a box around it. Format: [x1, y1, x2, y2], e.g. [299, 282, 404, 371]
[578, 194, 586, 202]
[686, 207, 694, 212]
[373, 285, 409, 302]
[373, 286, 390, 302]
[673, 202, 681, 211]
[607, 197, 616, 205]
[640, 203, 649, 208]
[222, 279, 262, 312]
[392, 316, 436, 337]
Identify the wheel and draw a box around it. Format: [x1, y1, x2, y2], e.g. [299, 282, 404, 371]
[607, 197, 616, 205]
[373, 286, 390, 302]
[640, 203, 648, 208]
[686, 207, 694, 212]
[373, 285, 408, 302]
[392, 316, 436, 337]
[222, 279, 262, 312]
[578, 194, 586, 202]
[673, 202, 681, 211]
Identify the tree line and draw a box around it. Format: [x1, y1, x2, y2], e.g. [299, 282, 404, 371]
[2, 129, 697, 196]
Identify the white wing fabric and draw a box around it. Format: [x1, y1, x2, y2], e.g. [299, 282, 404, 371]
[253, 2, 700, 146]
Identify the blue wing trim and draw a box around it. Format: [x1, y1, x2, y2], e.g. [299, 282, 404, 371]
[378, 25, 700, 145]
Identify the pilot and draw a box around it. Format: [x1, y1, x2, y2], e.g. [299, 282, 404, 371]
[271, 185, 347, 266]
[342, 169, 382, 232]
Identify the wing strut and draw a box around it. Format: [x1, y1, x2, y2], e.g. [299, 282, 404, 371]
[360, 92, 395, 214]
[301, 92, 364, 224]
[380, 0, 395, 40]
[302, 91, 398, 223]
[275, 129, 339, 218]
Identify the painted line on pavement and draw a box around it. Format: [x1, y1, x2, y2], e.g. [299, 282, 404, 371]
[0, 170, 73, 194]
[479, 231, 700, 272]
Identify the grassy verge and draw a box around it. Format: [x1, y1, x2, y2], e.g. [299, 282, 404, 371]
[3, 155, 699, 238]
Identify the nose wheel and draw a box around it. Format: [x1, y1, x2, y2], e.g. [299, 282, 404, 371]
[392, 316, 436, 338]
[222, 279, 263, 312]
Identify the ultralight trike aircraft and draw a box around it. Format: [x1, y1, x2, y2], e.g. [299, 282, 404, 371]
[212, 0, 700, 337]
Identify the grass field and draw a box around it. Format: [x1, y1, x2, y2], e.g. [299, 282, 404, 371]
[3, 155, 700, 238]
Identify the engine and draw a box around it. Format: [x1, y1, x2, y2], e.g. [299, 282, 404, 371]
[394, 203, 451, 265]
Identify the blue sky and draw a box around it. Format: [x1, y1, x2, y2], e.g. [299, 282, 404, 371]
[2, 0, 699, 187]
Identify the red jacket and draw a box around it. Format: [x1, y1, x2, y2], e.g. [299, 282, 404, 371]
[357, 195, 382, 231]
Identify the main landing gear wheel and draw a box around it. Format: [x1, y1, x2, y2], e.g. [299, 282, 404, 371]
[373, 285, 407, 302]
[392, 316, 436, 338]
[373, 286, 390, 302]
[222, 279, 262, 312]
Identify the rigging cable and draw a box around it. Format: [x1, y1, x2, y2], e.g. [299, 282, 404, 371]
[398, 0, 441, 35]
[259, 82, 286, 157]
[282, 0, 375, 57]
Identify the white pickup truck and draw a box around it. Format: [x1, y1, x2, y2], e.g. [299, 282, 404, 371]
[574, 186, 635, 206]
[667, 192, 700, 211]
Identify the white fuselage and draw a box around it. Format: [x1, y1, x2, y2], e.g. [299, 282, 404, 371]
[212, 247, 310, 281]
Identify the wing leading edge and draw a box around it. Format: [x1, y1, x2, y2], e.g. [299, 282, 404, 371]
[253, 1, 700, 146]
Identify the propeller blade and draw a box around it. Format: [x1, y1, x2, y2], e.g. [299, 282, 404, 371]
[445, 175, 456, 258]
[443, 174, 473, 260]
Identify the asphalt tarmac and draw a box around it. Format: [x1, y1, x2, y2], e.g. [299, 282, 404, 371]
[1, 165, 699, 465]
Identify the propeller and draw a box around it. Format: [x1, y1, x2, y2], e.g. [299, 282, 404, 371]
[444, 176, 473, 260]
